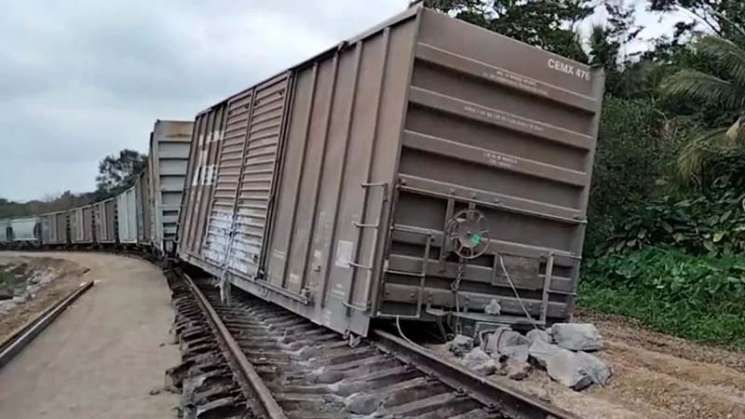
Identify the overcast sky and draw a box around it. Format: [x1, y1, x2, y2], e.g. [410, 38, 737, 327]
[1, 0, 682, 202]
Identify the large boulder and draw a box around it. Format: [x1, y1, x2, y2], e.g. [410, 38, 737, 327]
[526, 329, 552, 344]
[551, 323, 603, 351]
[544, 349, 611, 390]
[575, 351, 612, 386]
[528, 338, 566, 368]
[545, 350, 594, 390]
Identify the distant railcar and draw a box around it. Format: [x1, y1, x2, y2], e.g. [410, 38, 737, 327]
[40, 211, 69, 245]
[116, 187, 138, 244]
[94, 198, 117, 244]
[149, 120, 193, 255]
[8, 217, 41, 244]
[177, 6, 605, 337]
[0, 219, 11, 244]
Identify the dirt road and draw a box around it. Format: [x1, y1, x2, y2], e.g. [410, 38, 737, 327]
[0, 252, 179, 419]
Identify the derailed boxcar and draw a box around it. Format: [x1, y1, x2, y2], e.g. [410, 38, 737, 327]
[149, 120, 192, 255]
[40, 211, 69, 245]
[178, 102, 227, 263]
[179, 6, 604, 337]
[117, 187, 138, 244]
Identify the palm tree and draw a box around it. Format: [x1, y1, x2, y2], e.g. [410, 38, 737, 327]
[661, 35, 745, 182]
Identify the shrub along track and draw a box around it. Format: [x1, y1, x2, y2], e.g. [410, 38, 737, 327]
[170, 269, 577, 419]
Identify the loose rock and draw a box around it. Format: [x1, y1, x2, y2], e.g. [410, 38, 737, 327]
[528, 338, 566, 368]
[449, 334, 474, 357]
[526, 328, 552, 344]
[575, 351, 612, 386]
[462, 348, 499, 376]
[551, 323, 603, 351]
[504, 358, 532, 381]
[545, 350, 594, 391]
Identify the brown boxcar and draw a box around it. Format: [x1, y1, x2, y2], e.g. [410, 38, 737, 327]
[71, 205, 95, 244]
[94, 198, 117, 244]
[40, 211, 68, 245]
[178, 102, 227, 262]
[178, 6, 604, 336]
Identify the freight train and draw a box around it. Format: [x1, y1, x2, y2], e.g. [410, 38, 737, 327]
[0, 120, 192, 257]
[0, 6, 605, 339]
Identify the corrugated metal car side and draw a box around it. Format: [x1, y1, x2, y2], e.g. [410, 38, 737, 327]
[40, 212, 67, 244]
[202, 90, 254, 269]
[227, 74, 292, 278]
[81, 205, 95, 243]
[136, 169, 152, 244]
[40, 214, 55, 244]
[149, 120, 193, 254]
[94, 199, 117, 243]
[55, 212, 68, 244]
[117, 187, 138, 243]
[259, 9, 419, 336]
[376, 9, 604, 324]
[178, 103, 227, 261]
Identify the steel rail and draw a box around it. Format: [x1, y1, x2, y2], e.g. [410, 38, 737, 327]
[371, 329, 580, 419]
[181, 272, 288, 419]
[0, 280, 94, 368]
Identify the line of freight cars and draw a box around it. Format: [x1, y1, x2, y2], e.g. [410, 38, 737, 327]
[176, 5, 605, 338]
[0, 121, 193, 255]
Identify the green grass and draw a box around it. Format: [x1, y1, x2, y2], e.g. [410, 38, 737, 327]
[579, 247, 745, 349]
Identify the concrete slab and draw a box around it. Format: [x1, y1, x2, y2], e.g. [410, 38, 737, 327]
[0, 251, 179, 419]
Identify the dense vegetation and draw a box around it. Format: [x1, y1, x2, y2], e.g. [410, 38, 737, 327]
[428, 0, 745, 347]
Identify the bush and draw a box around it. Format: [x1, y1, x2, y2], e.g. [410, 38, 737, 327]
[604, 154, 745, 256]
[586, 97, 678, 252]
[580, 247, 745, 348]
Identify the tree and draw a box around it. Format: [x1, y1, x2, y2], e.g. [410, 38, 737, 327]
[95, 149, 147, 197]
[424, 0, 593, 62]
[649, 0, 745, 41]
[660, 34, 745, 181]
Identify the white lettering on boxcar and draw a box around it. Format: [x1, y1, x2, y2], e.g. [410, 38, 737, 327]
[548, 58, 591, 81]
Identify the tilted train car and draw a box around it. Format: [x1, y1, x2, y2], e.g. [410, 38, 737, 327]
[40, 211, 69, 245]
[149, 120, 193, 255]
[178, 6, 605, 337]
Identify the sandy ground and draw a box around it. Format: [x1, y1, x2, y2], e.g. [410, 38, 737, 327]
[0, 251, 180, 419]
[0, 255, 89, 343]
[488, 311, 745, 419]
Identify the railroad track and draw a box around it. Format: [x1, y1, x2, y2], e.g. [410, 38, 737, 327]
[0, 281, 94, 368]
[172, 271, 577, 419]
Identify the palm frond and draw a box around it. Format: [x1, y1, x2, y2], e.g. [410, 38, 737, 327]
[696, 36, 745, 88]
[677, 127, 731, 181]
[660, 70, 742, 109]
